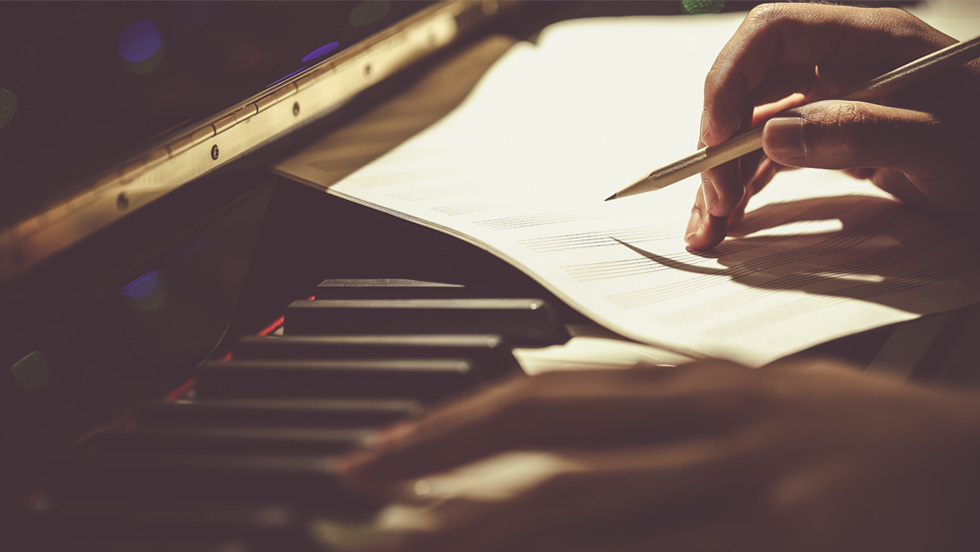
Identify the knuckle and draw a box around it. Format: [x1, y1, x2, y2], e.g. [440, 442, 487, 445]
[875, 7, 921, 36]
[879, 6, 914, 23]
[868, 8, 939, 52]
[824, 102, 869, 160]
[746, 3, 785, 26]
[703, 64, 724, 95]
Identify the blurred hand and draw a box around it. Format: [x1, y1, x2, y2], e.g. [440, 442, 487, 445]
[685, 4, 980, 250]
[342, 359, 980, 551]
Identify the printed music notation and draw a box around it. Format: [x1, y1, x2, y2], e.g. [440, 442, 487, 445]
[276, 14, 980, 367]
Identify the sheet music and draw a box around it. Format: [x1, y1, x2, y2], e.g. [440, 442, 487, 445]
[275, 14, 980, 367]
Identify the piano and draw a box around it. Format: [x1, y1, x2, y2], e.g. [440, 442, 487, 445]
[2, 1, 977, 550]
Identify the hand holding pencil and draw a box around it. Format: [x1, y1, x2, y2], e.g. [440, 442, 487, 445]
[617, 4, 980, 250]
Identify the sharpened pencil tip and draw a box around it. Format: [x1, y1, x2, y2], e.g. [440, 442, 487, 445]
[605, 193, 617, 202]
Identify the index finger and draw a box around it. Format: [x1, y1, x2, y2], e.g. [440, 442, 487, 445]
[340, 361, 753, 485]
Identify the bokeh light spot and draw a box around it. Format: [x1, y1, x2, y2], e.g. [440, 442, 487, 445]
[121, 270, 167, 311]
[118, 19, 163, 62]
[302, 42, 340, 63]
[682, 0, 725, 15]
[0, 88, 18, 130]
[349, 0, 390, 27]
[11, 351, 50, 392]
[121, 270, 158, 300]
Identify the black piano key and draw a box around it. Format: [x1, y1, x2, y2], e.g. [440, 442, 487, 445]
[54, 454, 377, 515]
[285, 298, 568, 345]
[25, 500, 319, 552]
[315, 278, 474, 299]
[195, 358, 476, 400]
[83, 426, 373, 456]
[234, 334, 521, 374]
[137, 397, 420, 427]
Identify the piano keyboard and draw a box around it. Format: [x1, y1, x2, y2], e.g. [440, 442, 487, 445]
[21, 278, 571, 551]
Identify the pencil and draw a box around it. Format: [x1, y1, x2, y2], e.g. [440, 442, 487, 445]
[606, 33, 980, 201]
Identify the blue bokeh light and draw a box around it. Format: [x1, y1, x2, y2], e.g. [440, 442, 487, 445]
[118, 19, 163, 62]
[121, 270, 167, 311]
[302, 42, 340, 63]
[121, 269, 159, 300]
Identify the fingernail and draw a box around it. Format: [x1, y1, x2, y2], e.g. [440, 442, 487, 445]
[701, 178, 717, 214]
[765, 117, 806, 160]
[684, 207, 703, 243]
[699, 108, 711, 145]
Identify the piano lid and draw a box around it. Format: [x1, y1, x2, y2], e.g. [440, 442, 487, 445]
[0, 1, 518, 285]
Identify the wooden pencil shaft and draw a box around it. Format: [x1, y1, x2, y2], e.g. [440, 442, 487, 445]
[612, 34, 980, 200]
[618, 127, 762, 198]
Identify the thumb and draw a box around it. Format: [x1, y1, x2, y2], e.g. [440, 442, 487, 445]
[761, 100, 954, 177]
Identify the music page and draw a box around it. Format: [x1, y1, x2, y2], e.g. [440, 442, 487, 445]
[275, 14, 980, 367]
